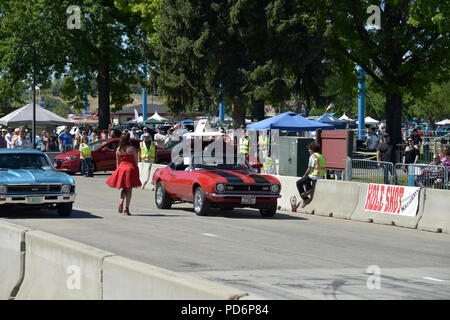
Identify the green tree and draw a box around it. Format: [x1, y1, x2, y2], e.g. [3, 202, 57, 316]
[314, 0, 450, 144]
[0, 0, 146, 130]
[407, 81, 450, 127]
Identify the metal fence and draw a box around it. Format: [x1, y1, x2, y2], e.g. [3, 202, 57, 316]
[348, 159, 449, 190]
[395, 163, 448, 190]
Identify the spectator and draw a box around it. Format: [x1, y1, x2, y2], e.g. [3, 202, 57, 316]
[91, 132, 98, 143]
[11, 128, 20, 145]
[154, 127, 166, 147]
[377, 133, 399, 185]
[130, 127, 140, 140]
[79, 136, 93, 177]
[5, 128, 14, 149]
[73, 135, 81, 152]
[366, 127, 379, 152]
[439, 144, 450, 182]
[403, 137, 420, 165]
[58, 126, 74, 152]
[0, 129, 7, 148]
[296, 141, 326, 208]
[415, 154, 445, 188]
[13, 127, 32, 149]
[40, 130, 48, 151]
[409, 128, 422, 146]
[46, 135, 59, 152]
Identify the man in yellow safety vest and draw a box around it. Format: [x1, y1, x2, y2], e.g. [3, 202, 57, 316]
[296, 141, 326, 208]
[139, 133, 156, 163]
[79, 136, 93, 177]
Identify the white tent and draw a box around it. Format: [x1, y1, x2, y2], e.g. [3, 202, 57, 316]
[365, 116, 380, 125]
[0, 103, 72, 126]
[436, 119, 450, 126]
[357, 116, 380, 125]
[149, 111, 168, 122]
[339, 113, 354, 121]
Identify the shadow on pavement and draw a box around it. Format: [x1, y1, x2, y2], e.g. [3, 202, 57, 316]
[0, 208, 102, 219]
[169, 206, 308, 220]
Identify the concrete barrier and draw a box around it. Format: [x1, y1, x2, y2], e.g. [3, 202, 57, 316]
[138, 162, 152, 189]
[102, 255, 254, 300]
[300, 180, 360, 219]
[15, 230, 113, 300]
[144, 164, 167, 191]
[275, 176, 359, 219]
[417, 188, 450, 233]
[350, 183, 425, 229]
[274, 175, 301, 212]
[0, 221, 29, 300]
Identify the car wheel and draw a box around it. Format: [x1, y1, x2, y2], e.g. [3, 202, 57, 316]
[155, 181, 173, 209]
[259, 203, 277, 218]
[193, 187, 210, 216]
[57, 203, 72, 217]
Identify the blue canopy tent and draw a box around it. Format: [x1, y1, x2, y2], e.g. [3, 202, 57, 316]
[181, 118, 194, 124]
[316, 113, 347, 129]
[246, 111, 334, 131]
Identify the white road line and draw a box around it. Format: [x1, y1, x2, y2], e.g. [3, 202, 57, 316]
[201, 233, 217, 237]
[422, 277, 450, 283]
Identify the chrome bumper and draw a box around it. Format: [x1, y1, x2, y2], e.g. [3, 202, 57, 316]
[208, 193, 281, 198]
[0, 193, 76, 205]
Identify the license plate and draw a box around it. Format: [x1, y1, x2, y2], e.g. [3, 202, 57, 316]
[241, 196, 256, 205]
[27, 196, 44, 204]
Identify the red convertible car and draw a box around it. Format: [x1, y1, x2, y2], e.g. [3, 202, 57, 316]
[152, 153, 281, 217]
[54, 138, 172, 174]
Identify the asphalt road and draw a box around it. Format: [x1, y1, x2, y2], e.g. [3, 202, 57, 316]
[1, 173, 450, 299]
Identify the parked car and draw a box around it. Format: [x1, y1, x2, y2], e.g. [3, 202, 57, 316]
[53, 138, 173, 174]
[0, 149, 76, 216]
[152, 153, 281, 217]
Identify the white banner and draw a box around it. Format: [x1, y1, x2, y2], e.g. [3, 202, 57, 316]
[364, 183, 420, 217]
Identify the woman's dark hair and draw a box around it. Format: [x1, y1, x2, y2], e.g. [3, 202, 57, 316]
[118, 133, 131, 153]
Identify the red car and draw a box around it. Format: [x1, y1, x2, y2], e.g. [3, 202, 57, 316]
[54, 138, 172, 174]
[152, 153, 281, 217]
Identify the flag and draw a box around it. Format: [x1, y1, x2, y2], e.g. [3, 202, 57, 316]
[326, 102, 335, 112]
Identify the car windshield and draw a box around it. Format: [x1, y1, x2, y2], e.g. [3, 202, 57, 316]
[0, 153, 53, 170]
[90, 139, 108, 150]
[191, 154, 254, 172]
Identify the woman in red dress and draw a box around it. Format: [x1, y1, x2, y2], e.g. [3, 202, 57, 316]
[106, 133, 141, 215]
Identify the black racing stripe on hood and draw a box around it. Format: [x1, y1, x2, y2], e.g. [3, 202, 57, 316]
[211, 170, 244, 183]
[246, 174, 270, 184]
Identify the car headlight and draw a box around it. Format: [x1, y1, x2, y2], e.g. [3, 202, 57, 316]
[0, 185, 7, 194]
[271, 184, 280, 193]
[216, 183, 225, 192]
[64, 156, 79, 161]
[61, 184, 71, 193]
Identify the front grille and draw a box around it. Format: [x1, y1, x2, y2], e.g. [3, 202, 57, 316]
[7, 185, 61, 194]
[224, 184, 271, 193]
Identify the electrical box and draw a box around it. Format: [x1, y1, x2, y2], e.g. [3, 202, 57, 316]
[278, 136, 314, 177]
